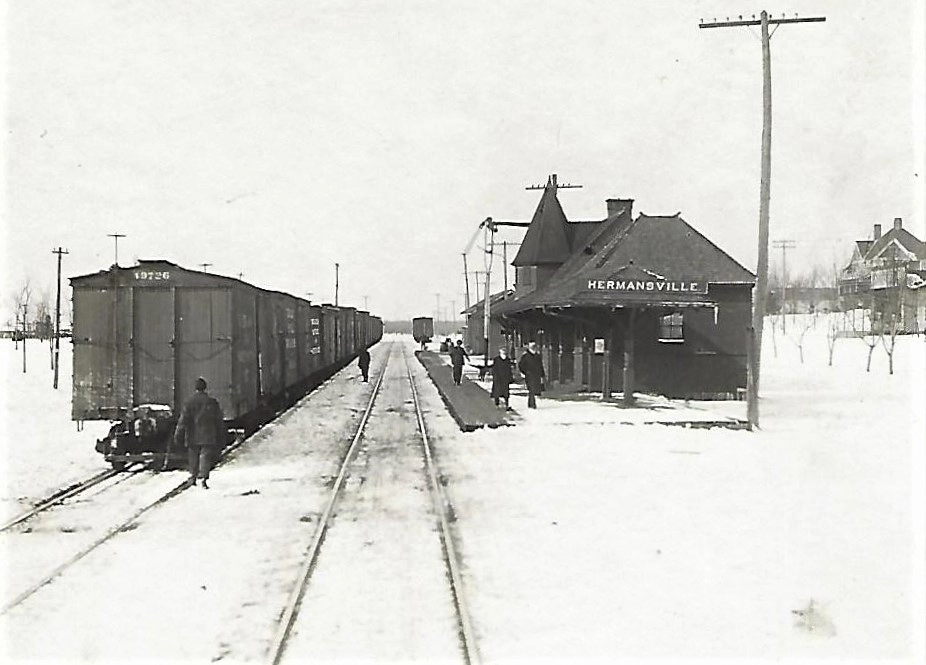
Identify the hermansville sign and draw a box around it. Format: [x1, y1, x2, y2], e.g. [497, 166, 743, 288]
[581, 278, 708, 294]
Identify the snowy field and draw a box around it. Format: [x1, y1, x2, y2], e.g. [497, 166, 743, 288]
[1, 319, 924, 663]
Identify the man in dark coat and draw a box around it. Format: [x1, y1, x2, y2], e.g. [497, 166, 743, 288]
[490, 347, 513, 408]
[448, 339, 469, 385]
[517, 340, 546, 409]
[358, 348, 371, 382]
[174, 377, 226, 489]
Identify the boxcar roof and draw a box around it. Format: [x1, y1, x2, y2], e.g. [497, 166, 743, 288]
[69, 259, 315, 304]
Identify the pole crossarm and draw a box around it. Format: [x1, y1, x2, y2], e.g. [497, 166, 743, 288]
[699, 16, 825, 29]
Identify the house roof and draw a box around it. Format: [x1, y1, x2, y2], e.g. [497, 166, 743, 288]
[855, 240, 874, 257]
[495, 213, 754, 315]
[865, 227, 926, 262]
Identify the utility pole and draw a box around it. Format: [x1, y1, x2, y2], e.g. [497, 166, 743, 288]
[503, 241, 508, 294]
[363, 295, 369, 311]
[482, 220, 496, 369]
[435, 293, 441, 326]
[21, 302, 27, 373]
[199, 263, 212, 273]
[335, 263, 340, 306]
[700, 10, 825, 429]
[462, 254, 471, 310]
[107, 233, 126, 267]
[52, 247, 69, 389]
[773, 239, 796, 331]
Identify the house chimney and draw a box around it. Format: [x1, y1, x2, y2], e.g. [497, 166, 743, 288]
[606, 198, 634, 218]
[873, 224, 881, 240]
[893, 217, 902, 231]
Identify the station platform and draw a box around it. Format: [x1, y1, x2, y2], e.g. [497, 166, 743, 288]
[415, 351, 511, 432]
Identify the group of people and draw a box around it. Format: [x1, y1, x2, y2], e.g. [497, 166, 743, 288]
[447, 338, 546, 410]
[174, 338, 546, 487]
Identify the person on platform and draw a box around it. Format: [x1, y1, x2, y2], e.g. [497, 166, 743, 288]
[358, 347, 371, 382]
[490, 347, 514, 409]
[174, 377, 226, 489]
[517, 340, 546, 409]
[448, 339, 469, 386]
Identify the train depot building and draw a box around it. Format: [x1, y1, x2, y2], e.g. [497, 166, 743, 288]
[489, 176, 755, 403]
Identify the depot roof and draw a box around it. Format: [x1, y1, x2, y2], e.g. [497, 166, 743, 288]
[495, 212, 755, 315]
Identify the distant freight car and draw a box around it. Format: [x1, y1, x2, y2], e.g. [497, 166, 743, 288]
[70, 260, 382, 468]
[412, 316, 434, 350]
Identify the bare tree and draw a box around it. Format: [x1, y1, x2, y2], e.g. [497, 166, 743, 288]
[12, 279, 32, 372]
[876, 247, 904, 375]
[825, 262, 843, 367]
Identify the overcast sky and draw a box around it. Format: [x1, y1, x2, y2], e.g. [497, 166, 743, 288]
[2, 0, 924, 321]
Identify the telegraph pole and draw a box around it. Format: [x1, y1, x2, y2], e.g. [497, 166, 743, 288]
[503, 241, 508, 294]
[199, 263, 212, 273]
[52, 247, 69, 389]
[462, 254, 471, 310]
[335, 263, 340, 306]
[700, 10, 825, 429]
[107, 233, 126, 267]
[773, 239, 796, 331]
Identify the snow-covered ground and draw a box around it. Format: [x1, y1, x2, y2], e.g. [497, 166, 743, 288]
[1, 339, 111, 521]
[1, 321, 924, 663]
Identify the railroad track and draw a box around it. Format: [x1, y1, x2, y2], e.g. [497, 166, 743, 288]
[1, 468, 125, 533]
[3, 411, 257, 615]
[266, 342, 479, 665]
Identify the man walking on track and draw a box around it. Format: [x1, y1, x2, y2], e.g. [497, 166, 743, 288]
[358, 347, 371, 382]
[174, 377, 226, 489]
[517, 340, 546, 409]
[448, 339, 469, 385]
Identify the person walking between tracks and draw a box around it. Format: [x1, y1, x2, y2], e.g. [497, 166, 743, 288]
[448, 339, 469, 386]
[358, 347, 371, 382]
[174, 377, 226, 489]
[517, 340, 546, 409]
[491, 347, 513, 409]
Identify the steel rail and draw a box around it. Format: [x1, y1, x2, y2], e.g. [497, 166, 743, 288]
[0, 465, 148, 533]
[1, 475, 192, 615]
[266, 342, 392, 665]
[404, 347, 481, 665]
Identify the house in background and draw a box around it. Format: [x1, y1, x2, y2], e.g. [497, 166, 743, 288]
[838, 218, 926, 333]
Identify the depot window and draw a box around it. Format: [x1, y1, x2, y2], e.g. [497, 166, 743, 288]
[659, 312, 684, 342]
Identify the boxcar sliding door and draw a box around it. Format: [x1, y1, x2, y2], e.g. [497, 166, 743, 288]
[175, 288, 233, 416]
[71, 287, 133, 420]
[132, 288, 175, 409]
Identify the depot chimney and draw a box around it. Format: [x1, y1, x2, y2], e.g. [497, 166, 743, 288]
[893, 217, 903, 231]
[873, 224, 882, 240]
[606, 198, 634, 218]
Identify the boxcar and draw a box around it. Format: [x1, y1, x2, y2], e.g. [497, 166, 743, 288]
[412, 317, 434, 348]
[71, 260, 382, 468]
